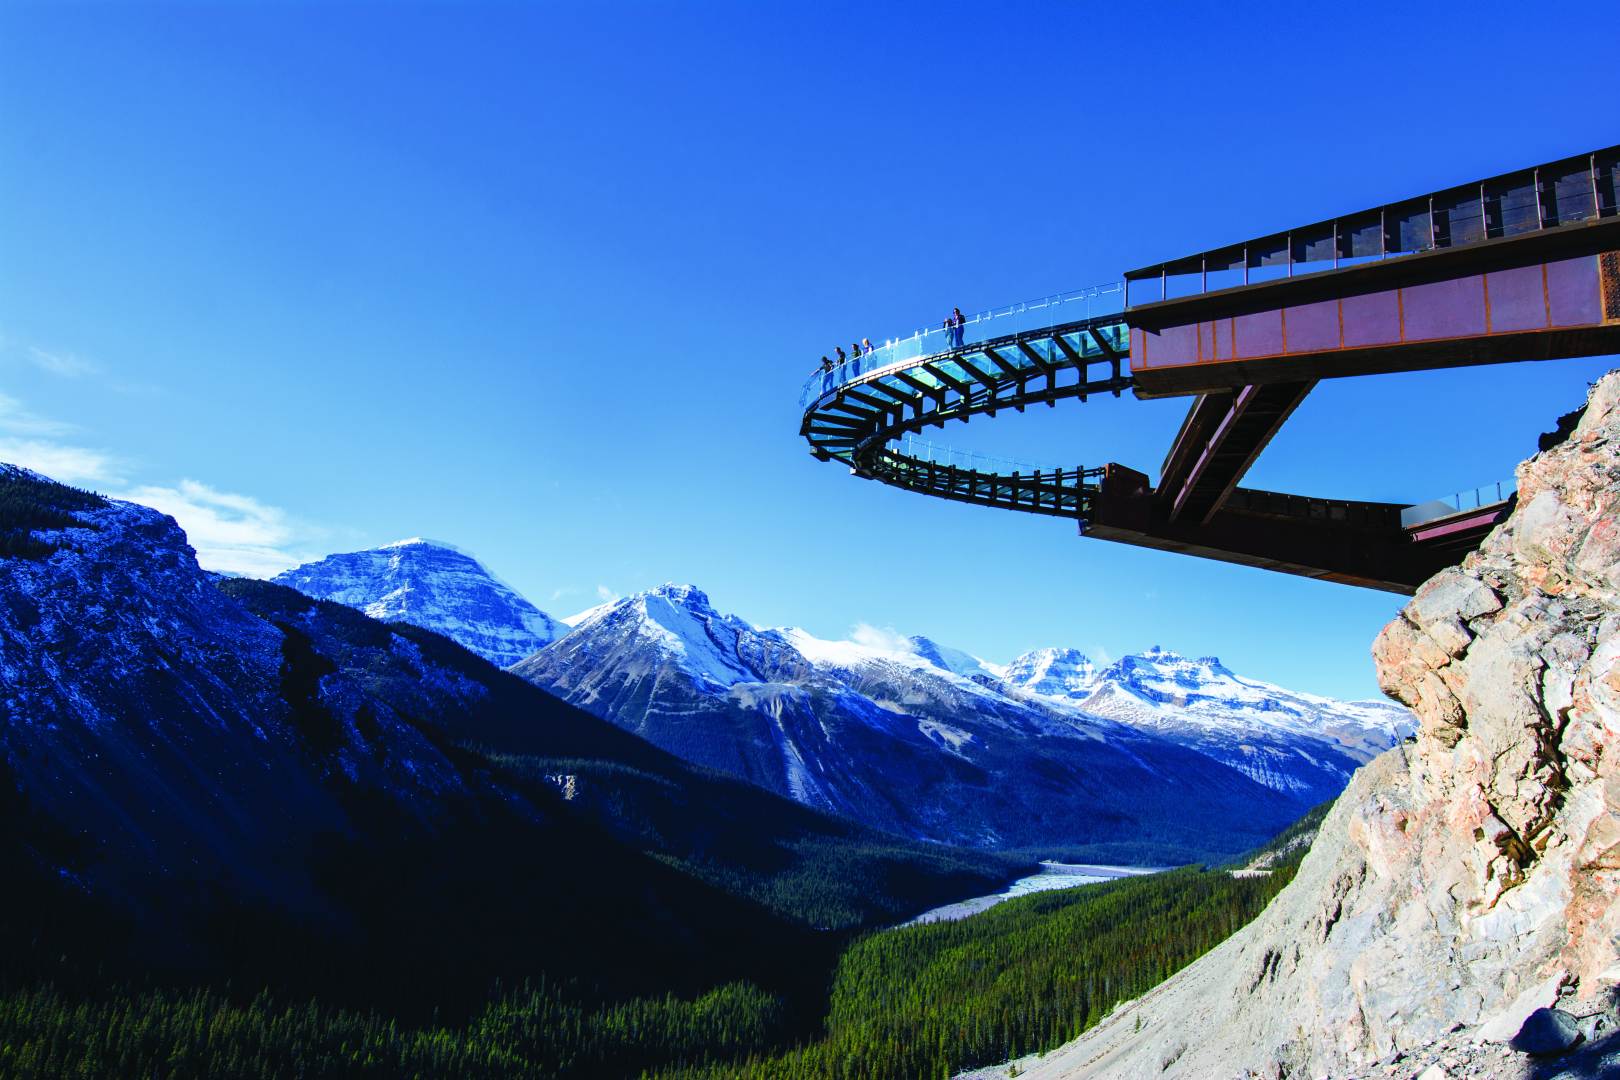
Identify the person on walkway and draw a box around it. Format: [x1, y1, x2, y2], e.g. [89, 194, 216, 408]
[836, 345, 847, 366]
[952, 307, 966, 349]
[862, 337, 874, 354]
[819, 355, 833, 373]
[851, 341, 863, 360]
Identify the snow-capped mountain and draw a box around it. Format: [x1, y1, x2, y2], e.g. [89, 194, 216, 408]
[515, 584, 1321, 860]
[1001, 645, 1412, 803]
[274, 538, 563, 667]
[514, 585, 1413, 858]
[1001, 647, 1100, 697]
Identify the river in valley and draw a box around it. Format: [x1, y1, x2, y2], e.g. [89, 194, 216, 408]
[904, 862, 1162, 927]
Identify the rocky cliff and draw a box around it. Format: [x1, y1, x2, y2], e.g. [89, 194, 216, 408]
[1009, 371, 1620, 1080]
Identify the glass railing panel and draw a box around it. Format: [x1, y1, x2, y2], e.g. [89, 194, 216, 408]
[800, 281, 1128, 409]
[1442, 207, 1487, 248]
[1399, 479, 1518, 528]
[800, 372, 834, 410]
[1289, 259, 1337, 278]
[1388, 201, 1434, 255]
[1487, 179, 1541, 237]
[893, 435, 1086, 483]
[1164, 272, 1204, 299]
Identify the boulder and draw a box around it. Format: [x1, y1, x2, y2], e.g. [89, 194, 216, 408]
[1509, 1007, 1583, 1057]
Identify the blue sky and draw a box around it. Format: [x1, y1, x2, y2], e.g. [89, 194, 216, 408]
[1, 0, 1614, 700]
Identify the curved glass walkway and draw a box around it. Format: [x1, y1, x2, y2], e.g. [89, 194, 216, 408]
[798, 281, 1130, 519]
[800, 281, 1127, 411]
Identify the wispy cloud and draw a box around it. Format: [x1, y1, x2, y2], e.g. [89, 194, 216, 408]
[0, 393, 76, 438]
[117, 480, 307, 578]
[0, 388, 314, 576]
[0, 393, 126, 486]
[595, 584, 619, 603]
[850, 622, 914, 654]
[25, 346, 99, 379]
[0, 437, 125, 487]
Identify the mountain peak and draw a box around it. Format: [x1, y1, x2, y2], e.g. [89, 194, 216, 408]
[1002, 647, 1097, 698]
[377, 536, 467, 554]
[273, 542, 563, 668]
[646, 582, 714, 610]
[1120, 646, 1228, 672]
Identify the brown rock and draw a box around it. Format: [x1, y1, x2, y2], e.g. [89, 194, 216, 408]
[1017, 370, 1620, 1080]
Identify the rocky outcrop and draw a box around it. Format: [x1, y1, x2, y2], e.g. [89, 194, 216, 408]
[1010, 371, 1620, 1080]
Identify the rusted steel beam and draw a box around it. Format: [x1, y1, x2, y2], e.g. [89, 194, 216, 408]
[1158, 391, 1236, 493]
[1132, 324, 1620, 398]
[1084, 470, 1435, 594]
[1161, 381, 1315, 524]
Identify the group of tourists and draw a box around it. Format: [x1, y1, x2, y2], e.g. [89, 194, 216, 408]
[818, 337, 875, 374]
[813, 306, 967, 375]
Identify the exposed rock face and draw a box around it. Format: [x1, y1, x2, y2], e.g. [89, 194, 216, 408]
[1015, 371, 1620, 1080]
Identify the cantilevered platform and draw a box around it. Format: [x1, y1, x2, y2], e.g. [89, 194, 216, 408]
[798, 145, 1619, 593]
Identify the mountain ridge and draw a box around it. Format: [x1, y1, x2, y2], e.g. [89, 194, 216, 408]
[514, 581, 1407, 859]
[0, 466, 1020, 1019]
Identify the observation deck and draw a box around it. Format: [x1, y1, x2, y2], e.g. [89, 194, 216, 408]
[799, 146, 1620, 593]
